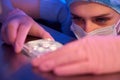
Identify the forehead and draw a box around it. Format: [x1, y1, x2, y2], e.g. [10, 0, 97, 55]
[70, 2, 116, 17]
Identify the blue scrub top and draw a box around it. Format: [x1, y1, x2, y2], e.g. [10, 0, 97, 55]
[40, 0, 75, 37]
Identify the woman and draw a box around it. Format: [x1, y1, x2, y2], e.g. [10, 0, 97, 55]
[32, 0, 120, 76]
[69, 0, 120, 38]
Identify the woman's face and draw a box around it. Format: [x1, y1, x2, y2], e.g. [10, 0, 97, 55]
[70, 2, 120, 32]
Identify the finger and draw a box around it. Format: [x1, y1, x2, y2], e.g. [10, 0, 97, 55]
[31, 45, 72, 67]
[5, 20, 19, 45]
[53, 61, 92, 76]
[1, 24, 9, 44]
[14, 23, 31, 53]
[29, 23, 54, 40]
[32, 41, 87, 71]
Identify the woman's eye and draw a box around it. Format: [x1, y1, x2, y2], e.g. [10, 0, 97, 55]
[95, 17, 111, 23]
[72, 16, 82, 21]
[72, 16, 85, 24]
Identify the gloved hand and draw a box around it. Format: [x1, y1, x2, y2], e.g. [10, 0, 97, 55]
[1, 9, 53, 53]
[32, 36, 120, 76]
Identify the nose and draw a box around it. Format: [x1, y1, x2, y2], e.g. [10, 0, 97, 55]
[84, 21, 99, 33]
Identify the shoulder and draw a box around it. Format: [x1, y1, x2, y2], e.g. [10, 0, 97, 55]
[40, 0, 67, 9]
[40, 0, 69, 21]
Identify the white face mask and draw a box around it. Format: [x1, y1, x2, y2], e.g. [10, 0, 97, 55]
[71, 20, 120, 39]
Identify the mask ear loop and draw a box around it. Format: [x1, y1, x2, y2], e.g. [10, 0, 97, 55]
[70, 22, 87, 39]
[114, 19, 120, 35]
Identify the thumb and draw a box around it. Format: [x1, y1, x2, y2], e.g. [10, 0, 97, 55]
[29, 23, 54, 40]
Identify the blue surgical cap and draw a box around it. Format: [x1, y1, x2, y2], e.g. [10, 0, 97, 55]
[66, 0, 120, 14]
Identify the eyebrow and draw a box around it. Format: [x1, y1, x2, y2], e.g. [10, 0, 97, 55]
[92, 13, 112, 18]
[71, 13, 111, 18]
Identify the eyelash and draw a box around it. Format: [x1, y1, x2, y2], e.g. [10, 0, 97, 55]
[72, 16, 83, 21]
[72, 16, 111, 23]
[94, 17, 111, 23]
